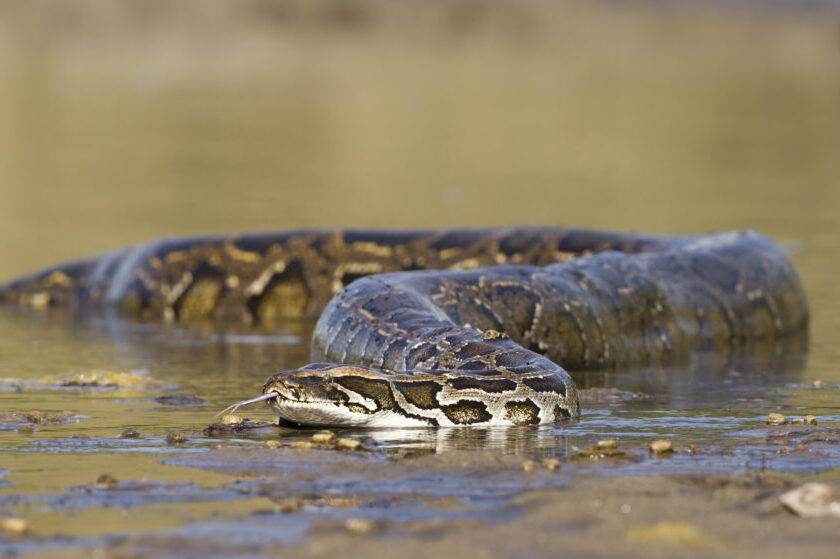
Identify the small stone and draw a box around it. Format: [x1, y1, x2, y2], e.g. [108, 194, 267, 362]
[541, 458, 561, 470]
[120, 429, 140, 438]
[344, 517, 377, 534]
[17, 425, 35, 435]
[221, 414, 243, 426]
[336, 438, 362, 451]
[312, 430, 335, 444]
[264, 440, 282, 448]
[597, 439, 618, 449]
[521, 460, 536, 472]
[291, 441, 315, 449]
[812, 380, 824, 389]
[210, 443, 225, 450]
[96, 473, 118, 489]
[780, 483, 840, 518]
[24, 411, 44, 424]
[0, 517, 27, 535]
[804, 415, 818, 425]
[278, 498, 300, 513]
[791, 418, 804, 425]
[766, 413, 787, 425]
[165, 431, 186, 444]
[687, 444, 699, 454]
[71, 433, 90, 439]
[649, 439, 673, 454]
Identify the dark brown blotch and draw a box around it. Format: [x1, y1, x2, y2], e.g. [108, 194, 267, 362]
[394, 381, 443, 410]
[346, 403, 373, 414]
[441, 400, 493, 425]
[334, 376, 395, 410]
[503, 398, 541, 425]
[447, 377, 517, 393]
[522, 375, 567, 397]
[553, 405, 572, 419]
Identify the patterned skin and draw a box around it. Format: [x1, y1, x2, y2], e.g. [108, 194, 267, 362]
[0, 228, 809, 426]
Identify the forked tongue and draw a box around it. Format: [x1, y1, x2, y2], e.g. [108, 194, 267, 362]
[215, 391, 280, 419]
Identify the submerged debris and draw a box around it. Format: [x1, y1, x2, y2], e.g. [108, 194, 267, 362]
[1, 410, 75, 427]
[573, 440, 632, 462]
[155, 395, 207, 406]
[96, 473, 118, 489]
[579, 387, 648, 403]
[45, 370, 169, 390]
[166, 431, 187, 445]
[120, 429, 141, 438]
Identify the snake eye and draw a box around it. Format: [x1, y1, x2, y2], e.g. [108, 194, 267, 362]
[289, 387, 300, 400]
[322, 374, 333, 384]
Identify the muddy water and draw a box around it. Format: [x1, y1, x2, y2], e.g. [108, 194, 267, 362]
[1, 2, 840, 557]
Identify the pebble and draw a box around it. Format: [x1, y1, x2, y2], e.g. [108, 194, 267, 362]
[211, 443, 225, 450]
[278, 498, 300, 513]
[165, 431, 187, 444]
[291, 441, 315, 449]
[541, 458, 561, 470]
[812, 380, 824, 389]
[521, 460, 536, 472]
[120, 429, 140, 438]
[221, 414, 243, 426]
[336, 438, 362, 451]
[17, 425, 35, 435]
[24, 411, 44, 424]
[71, 433, 90, 439]
[649, 439, 673, 454]
[597, 439, 618, 449]
[344, 517, 377, 534]
[766, 413, 787, 425]
[312, 430, 335, 444]
[804, 415, 818, 425]
[96, 473, 118, 489]
[780, 483, 840, 518]
[0, 517, 27, 535]
[264, 440, 283, 448]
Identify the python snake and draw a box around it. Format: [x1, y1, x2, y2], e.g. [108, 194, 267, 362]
[0, 228, 809, 427]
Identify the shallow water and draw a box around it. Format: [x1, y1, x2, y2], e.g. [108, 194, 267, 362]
[1, 1, 839, 556]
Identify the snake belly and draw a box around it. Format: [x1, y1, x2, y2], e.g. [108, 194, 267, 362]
[0, 228, 809, 427]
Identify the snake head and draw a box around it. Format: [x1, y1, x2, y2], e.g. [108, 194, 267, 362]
[262, 364, 419, 427]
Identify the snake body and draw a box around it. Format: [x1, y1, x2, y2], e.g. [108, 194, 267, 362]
[0, 228, 809, 427]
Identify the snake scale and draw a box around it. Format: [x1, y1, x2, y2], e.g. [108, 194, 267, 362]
[0, 228, 809, 427]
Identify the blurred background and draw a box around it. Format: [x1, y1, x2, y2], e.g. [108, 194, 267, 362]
[0, 0, 837, 279]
